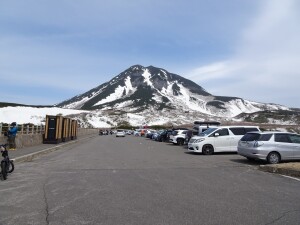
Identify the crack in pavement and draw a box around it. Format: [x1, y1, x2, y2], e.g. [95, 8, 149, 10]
[264, 210, 300, 225]
[43, 180, 50, 225]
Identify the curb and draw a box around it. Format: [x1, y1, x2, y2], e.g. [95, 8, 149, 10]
[259, 165, 300, 178]
[12, 140, 79, 163]
[11, 135, 97, 163]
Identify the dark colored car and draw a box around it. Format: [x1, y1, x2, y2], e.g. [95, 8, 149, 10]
[155, 130, 172, 142]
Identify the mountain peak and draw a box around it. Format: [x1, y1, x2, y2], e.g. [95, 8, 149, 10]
[57, 65, 211, 110]
[56, 65, 288, 117]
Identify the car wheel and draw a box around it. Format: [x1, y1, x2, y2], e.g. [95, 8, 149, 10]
[267, 152, 280, 164]
[202, 145, 214, 155]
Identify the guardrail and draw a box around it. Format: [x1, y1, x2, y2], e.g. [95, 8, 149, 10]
[0, 123, 45, 136]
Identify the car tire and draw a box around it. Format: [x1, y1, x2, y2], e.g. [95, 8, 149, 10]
[267, 152, 280, 164]
[1, 161, 7, 180]
[202, 145, 214, 155]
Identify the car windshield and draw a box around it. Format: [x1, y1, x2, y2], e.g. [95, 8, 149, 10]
[241, 133, 273, 141]
[198, 128, 218, 136]
[172, 131, 178, 136]
[117, 130, 124, 132]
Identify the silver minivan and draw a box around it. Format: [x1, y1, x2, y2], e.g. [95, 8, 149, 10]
[238, 131, 300, 164]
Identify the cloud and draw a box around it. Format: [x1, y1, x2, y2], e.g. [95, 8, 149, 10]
[184, 0, 300, 107]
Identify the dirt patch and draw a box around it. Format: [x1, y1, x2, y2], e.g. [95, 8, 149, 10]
[259, 162, 300, 177]
[273, 162, 300, 171]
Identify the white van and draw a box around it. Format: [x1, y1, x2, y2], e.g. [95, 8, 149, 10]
[193, 121, 221, 135]
[187, 126, 260, 155]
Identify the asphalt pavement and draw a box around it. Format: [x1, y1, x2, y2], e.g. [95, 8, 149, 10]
[1, 134, 299, 225]
[6, 134, 300, 178]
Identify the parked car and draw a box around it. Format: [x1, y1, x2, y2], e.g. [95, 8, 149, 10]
[146, 130, 156, 139]
[188, 126, 260, 154]
[155, 129, 171, 142]
[238, 131, 300, 164]
[123, 130, 130, 135]
[133, 129, 142, 136]
[152, 130, 164, 140]
[169, 129, 189, 145]
[116, 129, 125, 137]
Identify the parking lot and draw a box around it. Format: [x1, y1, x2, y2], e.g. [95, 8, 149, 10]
[1, 134, 300, 225]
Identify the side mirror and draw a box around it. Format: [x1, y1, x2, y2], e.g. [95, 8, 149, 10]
[214, 133, 219, 137]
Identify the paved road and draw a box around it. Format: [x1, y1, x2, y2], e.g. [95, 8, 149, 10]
[1, 135, 300, 225]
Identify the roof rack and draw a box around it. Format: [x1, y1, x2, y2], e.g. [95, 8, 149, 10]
[193, 121, 221, 126]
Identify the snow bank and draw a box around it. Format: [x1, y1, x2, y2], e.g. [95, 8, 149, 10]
[0, 106, 88, 124]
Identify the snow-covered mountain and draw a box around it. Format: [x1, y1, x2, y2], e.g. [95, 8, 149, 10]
[57, 65, 288, 118]
[1, 65, 296, 128]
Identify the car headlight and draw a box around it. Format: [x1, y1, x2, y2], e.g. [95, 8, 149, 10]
[194, 138, 205, 143]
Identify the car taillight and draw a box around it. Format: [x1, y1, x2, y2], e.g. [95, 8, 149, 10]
[254, 141, 264, 147]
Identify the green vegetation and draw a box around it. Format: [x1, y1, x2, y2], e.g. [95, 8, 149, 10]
[0, 102, 53, 108]
[241, 110, 300, 124]
[244, 114, 268, 123]
[148, 125, 169, 130]
[214, 96, 240, 102]
[117, 121, 133, 129]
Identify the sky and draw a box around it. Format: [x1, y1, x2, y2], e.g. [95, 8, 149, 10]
[0, 0, 299, 108]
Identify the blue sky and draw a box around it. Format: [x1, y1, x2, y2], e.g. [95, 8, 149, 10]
[0, 0, 299, 108]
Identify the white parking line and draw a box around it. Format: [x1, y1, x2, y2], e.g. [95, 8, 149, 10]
[281, 175, 300, 182]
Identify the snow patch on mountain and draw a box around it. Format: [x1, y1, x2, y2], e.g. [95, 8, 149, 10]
[94, 76, 136, 107]
[115, 100, 135, 109]
[152, 94, 163, 103]
[142, 69, 154, 88]
[124, 76, 135, 94]
[64, 96, 90, 109]
[94, 85, 125, 106]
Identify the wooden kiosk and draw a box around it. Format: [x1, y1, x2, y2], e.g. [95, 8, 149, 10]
[71, 119, 78, 140]
[43, 115, 63, 144]
[44, 115, 78, 144]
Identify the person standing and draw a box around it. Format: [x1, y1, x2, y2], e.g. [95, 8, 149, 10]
[8, 122, 18, 150]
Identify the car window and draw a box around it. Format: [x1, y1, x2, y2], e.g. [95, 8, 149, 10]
[241, 133, 260, 141]
[172, 131, 178, 135]
[245, 127, 259, 132]
[289, 134, 300, 144]
[182, 131, 187, 134]
[229, 128, 246, 135]
[259, 133, 273, 141]
[215, 128, 229, 136]
[241, 133, 272, 141]
[199, 128, 218, 136]
[274, 134, 292, 143]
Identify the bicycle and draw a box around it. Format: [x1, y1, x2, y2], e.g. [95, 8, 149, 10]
[1, 144, 14, 180]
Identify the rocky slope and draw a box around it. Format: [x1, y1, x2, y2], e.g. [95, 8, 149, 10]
[57, 65, 288, 118]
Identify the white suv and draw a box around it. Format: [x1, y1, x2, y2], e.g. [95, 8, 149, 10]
[188, 126, 260, 155]
[169, 129, 188, 145]
[116, 129, 125, 137]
